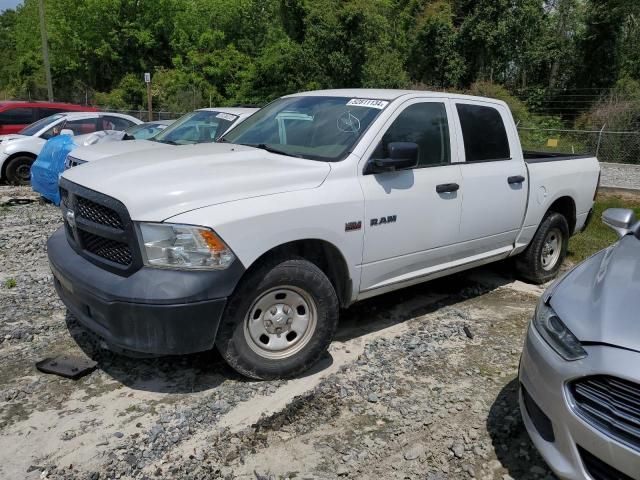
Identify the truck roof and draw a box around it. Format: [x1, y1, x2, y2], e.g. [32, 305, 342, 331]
[287, 88, 508, 106]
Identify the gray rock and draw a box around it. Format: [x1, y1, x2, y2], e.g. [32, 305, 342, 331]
[403, 444, 425, 461]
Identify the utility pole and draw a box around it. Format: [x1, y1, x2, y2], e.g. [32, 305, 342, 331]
[144, 72, 152, 121]
[38, 0, 54, 101]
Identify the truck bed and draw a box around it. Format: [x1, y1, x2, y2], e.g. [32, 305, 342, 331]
[523, 151, 594, 164]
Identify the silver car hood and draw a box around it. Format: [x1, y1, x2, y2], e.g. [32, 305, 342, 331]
[550, 235, 640, 351]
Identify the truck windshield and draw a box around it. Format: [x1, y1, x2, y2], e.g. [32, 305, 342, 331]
[18, 114, 64, 136]
[219, 96, 387, 161]
[153, 110, 238, 145]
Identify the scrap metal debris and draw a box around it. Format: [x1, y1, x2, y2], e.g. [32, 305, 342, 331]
[463, 326, 474, 339]
[36, 355, 97, 380]
[1, 197, 36, 206]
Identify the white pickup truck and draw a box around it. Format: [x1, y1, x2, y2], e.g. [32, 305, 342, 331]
[47, 89, 600, 379]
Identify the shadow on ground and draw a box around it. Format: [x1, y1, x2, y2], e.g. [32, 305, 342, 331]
[487, 378, 556, 480]
[64, 261, 524, 394]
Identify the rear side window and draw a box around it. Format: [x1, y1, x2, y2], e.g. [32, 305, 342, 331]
[102, 116, 137, 131]
[375, 102, 450, 167]
[0, 107, 34, 125]
[38, 107, 66, 120]
[456, 104, 510, 162]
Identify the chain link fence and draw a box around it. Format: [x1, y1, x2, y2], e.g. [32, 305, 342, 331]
[518, 126, 640, 164]
[99, 109, 186, 122]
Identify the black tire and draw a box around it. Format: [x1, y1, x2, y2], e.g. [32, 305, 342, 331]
[516, 212, 569, 284]
[215, 257, 339, 380]
[5, 155, 34, 185]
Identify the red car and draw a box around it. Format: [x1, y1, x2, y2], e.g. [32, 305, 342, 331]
[0, 101, 98, 135]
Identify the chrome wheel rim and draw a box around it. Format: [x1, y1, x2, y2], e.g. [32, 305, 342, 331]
[541, 227, 562, 271]
[243, 286, 317, 360]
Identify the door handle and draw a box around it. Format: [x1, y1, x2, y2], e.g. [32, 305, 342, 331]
[436, 183, 460, 193]
[508, 175, 526, 184]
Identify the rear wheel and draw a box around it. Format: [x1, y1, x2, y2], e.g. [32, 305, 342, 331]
[5, 155, 34, 185]
[516, 212, 569, 284]
[216, 257, 339, 379]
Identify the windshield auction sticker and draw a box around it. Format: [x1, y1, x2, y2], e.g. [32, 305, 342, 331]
[346, 99, 389, 109]
[216, 112, 238, 122]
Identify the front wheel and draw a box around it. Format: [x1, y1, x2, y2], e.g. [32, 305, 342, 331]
[515, 212, 569, 284]
[216, 257, 339, 380]
[5, 155, 34, 185]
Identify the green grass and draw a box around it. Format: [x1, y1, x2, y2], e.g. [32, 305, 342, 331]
[568, 192, 640, 263]
[3, 278, 16, 289]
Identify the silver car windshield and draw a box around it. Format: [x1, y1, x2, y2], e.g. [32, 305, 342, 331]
[18, 114, 64, 136]
[153, 110, 238, 145]
[219, 96, 387, 162]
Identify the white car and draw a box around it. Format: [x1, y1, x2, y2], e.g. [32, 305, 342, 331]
[0, 112, 141, 184]
[64, 107, 257, 168]
[48, 89, 600, 380]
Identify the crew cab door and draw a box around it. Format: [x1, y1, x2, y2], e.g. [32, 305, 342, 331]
[452, 101, 527, 254]
[359, 99, 463, 292]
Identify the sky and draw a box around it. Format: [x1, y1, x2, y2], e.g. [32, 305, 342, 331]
[0, 0, 21, 12]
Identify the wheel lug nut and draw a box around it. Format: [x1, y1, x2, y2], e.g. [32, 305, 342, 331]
[270, 307, 277, 315]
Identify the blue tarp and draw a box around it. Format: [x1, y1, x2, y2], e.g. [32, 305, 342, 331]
[31, 135, 78, 205]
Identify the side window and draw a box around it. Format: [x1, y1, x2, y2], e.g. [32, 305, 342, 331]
[38, 108, 66, 120]
[102, 116, 136, 131]
[374, 102, 450, 167]
[456, 104, 510, 162]
[0, 107, 34, 125]
[65, 118, 99, 135]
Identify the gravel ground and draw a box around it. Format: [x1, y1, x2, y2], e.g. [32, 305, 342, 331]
[0, 185, 558, 480]
[599, 162, 640, 190]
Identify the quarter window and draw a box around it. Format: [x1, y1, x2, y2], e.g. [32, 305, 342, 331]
[375, 102, 450, 167]
[0, 107, 34, 125]
[456, 104, 510, 162]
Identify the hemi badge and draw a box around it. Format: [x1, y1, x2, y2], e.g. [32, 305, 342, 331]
[345, 221, 362, 232]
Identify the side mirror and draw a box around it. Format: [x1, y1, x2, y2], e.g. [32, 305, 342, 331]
[60, 129, 75, 136]
[602, 208, 636, 238]
[365, 142, 418, 174]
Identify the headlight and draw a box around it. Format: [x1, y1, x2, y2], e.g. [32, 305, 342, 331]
[533, 300, 587, 361]
[64, 156, 86, 169]
[138, 223, 235, 270]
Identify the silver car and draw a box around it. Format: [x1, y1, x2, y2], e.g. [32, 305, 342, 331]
[519, 208, 640, 480]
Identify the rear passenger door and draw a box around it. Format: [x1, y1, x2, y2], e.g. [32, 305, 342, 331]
[359, 99, 463, 292]
[453, 101, 527, 254]
[0, 107, 36, 134]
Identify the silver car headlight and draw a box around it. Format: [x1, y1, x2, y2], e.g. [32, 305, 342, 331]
[138, 223, 235, 270]
[533, 300, 587, 361]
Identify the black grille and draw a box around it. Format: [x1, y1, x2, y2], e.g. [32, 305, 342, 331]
[60, 178, 140, 275]
[60, 187, 69, 206]
[76, 196, 124, 230]
[79, 230, 132, 266]
[569, 376, 640, 452]
[578, 446, 634, 480]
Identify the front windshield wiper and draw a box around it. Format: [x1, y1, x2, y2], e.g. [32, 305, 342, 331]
[243, 143, 303, 158]
[155, 139, 179, 145]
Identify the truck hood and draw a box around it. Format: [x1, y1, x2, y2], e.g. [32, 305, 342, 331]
[61, 142, 331, 221]
[549, 235, 640, 352]
[71, 139, 165, 162]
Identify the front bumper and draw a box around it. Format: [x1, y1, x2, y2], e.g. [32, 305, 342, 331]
[47, 226, 245, 355]
[519, 324, 640, 479]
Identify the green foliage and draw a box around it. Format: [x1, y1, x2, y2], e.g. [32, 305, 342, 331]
[568, 192, 640, 263]
[0, 0, 638, 120]
[4, 278, 17, 289]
